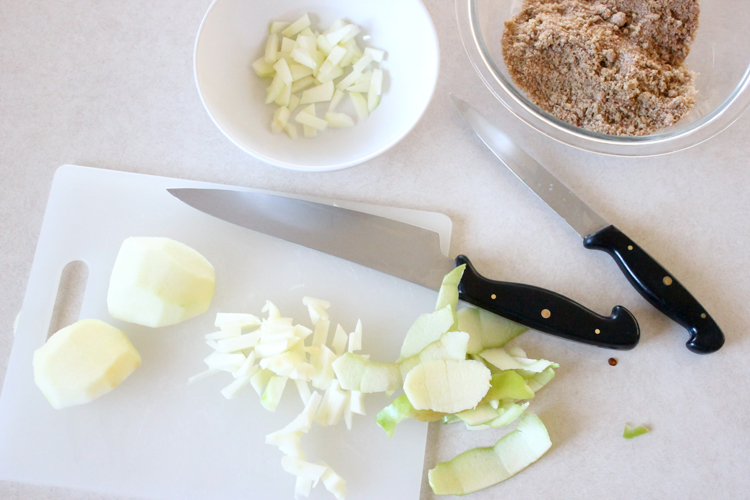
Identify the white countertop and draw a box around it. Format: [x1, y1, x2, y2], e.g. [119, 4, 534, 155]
[2, 1, 750, 499]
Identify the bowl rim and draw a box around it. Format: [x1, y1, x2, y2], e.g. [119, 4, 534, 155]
[193, 0, 441, 171]
[456, 0, 750, 157]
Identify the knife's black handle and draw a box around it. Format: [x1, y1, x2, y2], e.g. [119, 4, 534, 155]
[455, 255, 639, 350]
[583, 225, 724, 354]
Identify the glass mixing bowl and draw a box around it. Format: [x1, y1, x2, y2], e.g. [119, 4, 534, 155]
[456, 0, 750, 156]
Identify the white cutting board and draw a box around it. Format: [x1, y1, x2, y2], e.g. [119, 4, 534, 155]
[0, 165, 452, 500]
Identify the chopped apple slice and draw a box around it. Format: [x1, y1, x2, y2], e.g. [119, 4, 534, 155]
[33, 319, 141, 409]
[273, 58, 293, 85]
[280, 36, 296, 53]
[328, 89, 345, 112]
[290, 63, 313, 81]
[260, 375, 288, 411]
[270, 21, 290, 35]
[368, 91, 380, 113]
[336, 69, 362, 91]
[351, 52, 374, 74]
[291, 75, 315, 94]
[295, 106, 329, 131]
[340, 25, 361, 44]
[288, 94, 301, 113]
[316, 65, 343, 84]
[107, 237, 215, 327]
[348, 91, 369, 121]
[300, 80, 334, 104]
[281, 13, 311, 38]
[325, 112, 354, 128]
[284, 123, 298, 140]
[347, 320, 362, 352]
[252, 57, 275, 77]
[294, 35, 317, 57]
[264, 33, 279, 64]
[326, 24, 354, 46]
[346, 70, 372, 92]
[316, 34, 334, 56]
[332, 324, 348, 355]
[364, 47, 385, 62]
[370, 68, 383, 95]
[274, 83, 291, 107]
[403, 359, 491, 413]
[428, 414, 552, 496]
[265, 73, 285, 104]
[318, 46, 347, 79]
[319, 463, 347, 500]
[323, 19, 346, 35]
[291, 50, 317, 70]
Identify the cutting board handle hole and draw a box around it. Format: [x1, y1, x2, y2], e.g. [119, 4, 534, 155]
[47, 261, 89, 339]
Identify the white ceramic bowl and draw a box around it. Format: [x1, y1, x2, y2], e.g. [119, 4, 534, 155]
[194, 0, 439, 171]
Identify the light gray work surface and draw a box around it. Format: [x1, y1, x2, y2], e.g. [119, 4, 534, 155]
[2, 1, 749, 499]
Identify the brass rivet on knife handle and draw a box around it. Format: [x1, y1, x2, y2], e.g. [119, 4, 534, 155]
[541, 309, 551, 319]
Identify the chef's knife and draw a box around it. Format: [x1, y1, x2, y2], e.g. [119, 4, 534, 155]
[169, 187, 639, 350]
[450, 95, 723, 354]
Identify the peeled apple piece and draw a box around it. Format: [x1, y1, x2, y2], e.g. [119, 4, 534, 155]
[33, 319, 141, 409]
[481, 371, 535, 402]
[377, 393, 446, 438]
[525, 366, 556, 393]
[479, 347, 557, 373]
[623, 424, 649, 439]
[332, 353, 401, 393]
[403, 359, 491, 414]
[398, 305, 455, 360]
[457, 307, 527, 354]
[428, 413, 552, 496]
[435, 265, 465, 330]
[398, 330, 469, 380]
[107, 237, 215, 328]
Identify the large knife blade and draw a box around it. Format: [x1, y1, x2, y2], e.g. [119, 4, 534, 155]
[450, 94, 724, 354]
[169, 188, 639, 350]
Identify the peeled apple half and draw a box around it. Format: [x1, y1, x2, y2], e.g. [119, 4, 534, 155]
[33, 319, 142, 409]
[107, 237, 215, 328]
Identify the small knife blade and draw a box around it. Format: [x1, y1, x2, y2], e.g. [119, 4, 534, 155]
[169, 188, 640, 350]
[451, 94, 724, 354]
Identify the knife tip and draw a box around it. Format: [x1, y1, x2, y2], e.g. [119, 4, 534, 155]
[449, 93, 469, 112]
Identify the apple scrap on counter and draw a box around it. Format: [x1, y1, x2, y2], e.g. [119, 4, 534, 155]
[253, 13, 386, 139]
[33, 237, 216, 409]
[191, 265, 558, 498]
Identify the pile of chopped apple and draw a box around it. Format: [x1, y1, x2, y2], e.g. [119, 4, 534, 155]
[190, 297, 372, 499]
[252, 14, 386, 139]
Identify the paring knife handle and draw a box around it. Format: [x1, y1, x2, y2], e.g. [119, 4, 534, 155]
[455, 255, 640, 350]
[583, 225, 724, 354]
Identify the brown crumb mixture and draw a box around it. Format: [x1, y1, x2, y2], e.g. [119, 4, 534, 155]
[502, 0, 699, 136]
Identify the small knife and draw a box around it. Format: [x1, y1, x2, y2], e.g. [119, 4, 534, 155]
[450, 95, 724, 354]
[169, 188, 639, 350]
